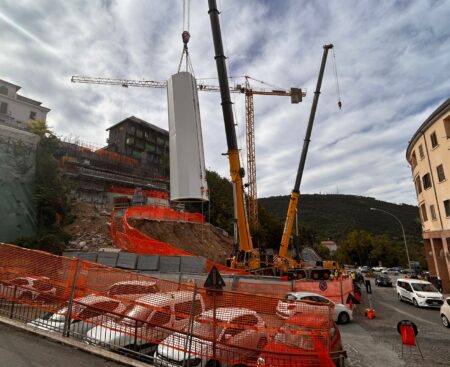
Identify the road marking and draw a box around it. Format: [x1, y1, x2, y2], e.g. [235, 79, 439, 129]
[375, 300, 437, 326]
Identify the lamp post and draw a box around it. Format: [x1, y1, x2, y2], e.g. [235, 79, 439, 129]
[370, 207, 411, 269]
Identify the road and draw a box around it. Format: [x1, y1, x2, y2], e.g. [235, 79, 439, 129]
[340, 274, 450, 367]
[0, 322, 127, 367]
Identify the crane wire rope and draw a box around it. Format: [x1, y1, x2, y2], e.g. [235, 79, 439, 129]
[331, 47, 342, 110]
[178, 0, 195, 75]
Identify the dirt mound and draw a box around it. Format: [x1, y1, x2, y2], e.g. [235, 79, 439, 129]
[63, 202, 114, 251]
[129, 219, 233, 264]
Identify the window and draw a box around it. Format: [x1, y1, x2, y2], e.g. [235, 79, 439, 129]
[29, 111, 36, 120]
[174, 300, 203, 320]
[415, 176, 422, 195]
[430, 131, 438, 148]
[149, 306, 171, 325]
[444, 117, 450, 139]
[418, 144, 425, 159]
[0, 86, 7, 95]
[444, 200, 450, 217]
[411, 151, 417, 169]
[436, 164, 446, 182]
[0, 102, 7, 114]
[422, 173, 432, 189]
[421, 203, 428, 222]
[430, 205, 437, 220]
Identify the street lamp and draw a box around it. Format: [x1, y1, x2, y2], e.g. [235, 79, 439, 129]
[370, 207, 411, 269]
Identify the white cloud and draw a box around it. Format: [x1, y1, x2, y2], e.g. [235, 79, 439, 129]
[1, 0, 450, 206]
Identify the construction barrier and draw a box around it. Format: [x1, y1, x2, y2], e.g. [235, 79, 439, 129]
[107, 185, 169, 200]
[0, 244, 345, 366]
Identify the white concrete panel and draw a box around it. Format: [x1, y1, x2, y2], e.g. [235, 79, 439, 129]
[167, 72, 208, 202]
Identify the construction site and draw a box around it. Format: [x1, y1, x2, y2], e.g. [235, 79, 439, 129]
[0, 1, 357, 366]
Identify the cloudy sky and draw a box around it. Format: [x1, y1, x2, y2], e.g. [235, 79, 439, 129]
[1, 0, 450, 205]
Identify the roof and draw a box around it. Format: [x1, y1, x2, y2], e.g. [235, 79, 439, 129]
[106, 116, 168, 135]
[201, 307, 257, 322]
[0, 79, 21, 92]
[406, 98, 450, 159]
[288, 291, 330, 299]
[397, 278, 431, 284]
[134, 290, 197, 306]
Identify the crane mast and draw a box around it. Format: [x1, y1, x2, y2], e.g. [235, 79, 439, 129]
[279, 44, 334, 267]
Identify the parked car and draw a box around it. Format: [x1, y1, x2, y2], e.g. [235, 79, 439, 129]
[86, 291, 205, 354]
[105, 280, 159, 300]
[0, 276, 56, 302]
[276, 292, 353, 324]
[375, 274, 392, 287]
[28, 295, 126, 335]
[359, 266, 372, 274]
[257, 314, 347, 367]
[441, 297, 450, 328]
[153, 307, 267, 367]
[397, 279, 443, 308]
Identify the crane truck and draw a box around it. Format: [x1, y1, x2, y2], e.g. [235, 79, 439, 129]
[276, 44, 335, 279]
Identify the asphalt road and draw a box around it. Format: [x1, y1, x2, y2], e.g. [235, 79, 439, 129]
[0, 322, 126, 367]
[340, 273, 450, 367]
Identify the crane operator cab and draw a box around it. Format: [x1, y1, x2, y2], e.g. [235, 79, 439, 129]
[227, 249, 261, 271]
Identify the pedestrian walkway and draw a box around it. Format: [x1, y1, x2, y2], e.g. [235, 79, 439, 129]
[340, 322, 406, 367]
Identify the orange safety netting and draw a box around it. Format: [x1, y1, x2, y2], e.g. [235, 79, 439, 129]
[107, 185, 169, 200]
[0, 244, 343, 366]
[95, 148, 139, 167]
[111, 207, 244, 275]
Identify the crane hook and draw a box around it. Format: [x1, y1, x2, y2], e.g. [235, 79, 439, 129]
[182, 30, 190, 46]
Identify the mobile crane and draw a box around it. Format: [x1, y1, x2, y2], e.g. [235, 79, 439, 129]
[208, 0, 260, 270]
[276, 44, 335, 278]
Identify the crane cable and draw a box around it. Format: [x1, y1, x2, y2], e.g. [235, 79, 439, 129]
[331, 47, 342, 110]
[178, 0, 195, 75]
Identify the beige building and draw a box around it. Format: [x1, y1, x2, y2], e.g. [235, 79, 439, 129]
[406, 98, 450, 292]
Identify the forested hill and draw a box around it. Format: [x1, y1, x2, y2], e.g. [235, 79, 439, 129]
[259, 194, 422, 244]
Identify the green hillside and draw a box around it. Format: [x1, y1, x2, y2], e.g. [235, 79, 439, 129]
[259, 194, 425, 268]
[259, 194, 421, 243]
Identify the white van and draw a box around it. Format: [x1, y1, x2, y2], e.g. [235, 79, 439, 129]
[86, 290, 205, 354]
[396, 279, 443, 308]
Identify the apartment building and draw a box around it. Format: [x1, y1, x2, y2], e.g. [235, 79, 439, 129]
[0, 79, 50, 130]
[406, 98, 450, 292]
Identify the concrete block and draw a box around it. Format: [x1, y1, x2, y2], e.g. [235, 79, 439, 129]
[159, 256, 181, 273]
[136, 255, 160, 271]
[62, 251, 78, 258]
[76, 252, 98, 262]
[180, 256, 206, 274]
[97, 252, 118, 267]
[116, 252, 138, 269]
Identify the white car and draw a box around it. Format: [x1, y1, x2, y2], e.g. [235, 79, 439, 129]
[276, 292, 353, 324]
[397, 279, 443, 308]
[0, 276, 57, 302]
[28, 295, 126, 335]
[440, 297, 450, 328]
[86, 291, 205, 354]
[154, 307, 267, 367]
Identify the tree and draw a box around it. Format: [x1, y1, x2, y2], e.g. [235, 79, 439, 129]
[14, 121, 71, 254]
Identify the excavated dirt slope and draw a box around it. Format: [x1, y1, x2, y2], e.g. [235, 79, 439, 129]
[128, 218, 233, 264]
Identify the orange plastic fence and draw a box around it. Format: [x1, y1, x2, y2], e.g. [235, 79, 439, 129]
[95, 148, 139, 167]
[0, 244, 341, 366]
[107, 185, 169, 200]
[126, 206, 204, 223]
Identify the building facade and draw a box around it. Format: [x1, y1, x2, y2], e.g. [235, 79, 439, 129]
[406, 98, 450, 292]
[106, 116, 169, 178]
[0, 79, 50, 130]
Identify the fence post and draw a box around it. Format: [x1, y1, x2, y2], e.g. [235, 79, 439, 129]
[340, 277, 344, 304]
[62, 259, 81, 337]
[183, 283, 197, 367]
[9, 285, 17, 319]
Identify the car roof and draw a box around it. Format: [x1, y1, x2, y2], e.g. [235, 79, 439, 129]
[397, 278, 430, 284]
[201, 307, 257, 322]
[108, 280, 157, 287]
[287, 292, 330, 299]
[134, 291, 198, 306]
[75, 295, 119, 305]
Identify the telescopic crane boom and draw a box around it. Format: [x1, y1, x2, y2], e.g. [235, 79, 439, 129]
[278, 44, 334, 270]
[208, 0, 260, 269]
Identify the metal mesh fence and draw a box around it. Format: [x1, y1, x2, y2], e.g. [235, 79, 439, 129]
[0, 244, 346, 366]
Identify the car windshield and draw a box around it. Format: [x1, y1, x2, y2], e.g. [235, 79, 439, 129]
[285, 294, 297, 301]
[121, 305, 153, 325]
[412, 283, 438, 292]
[274, 324, 313, 350]
[192, 318, 223, 339]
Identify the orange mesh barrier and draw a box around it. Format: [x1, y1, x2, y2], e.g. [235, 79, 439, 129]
[95, 148, 139, 167]
[0, 244, 342, 366]
[111, 208, 247, 275]
[126, 206, 204, 223]
[107, 185, 169, 200]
